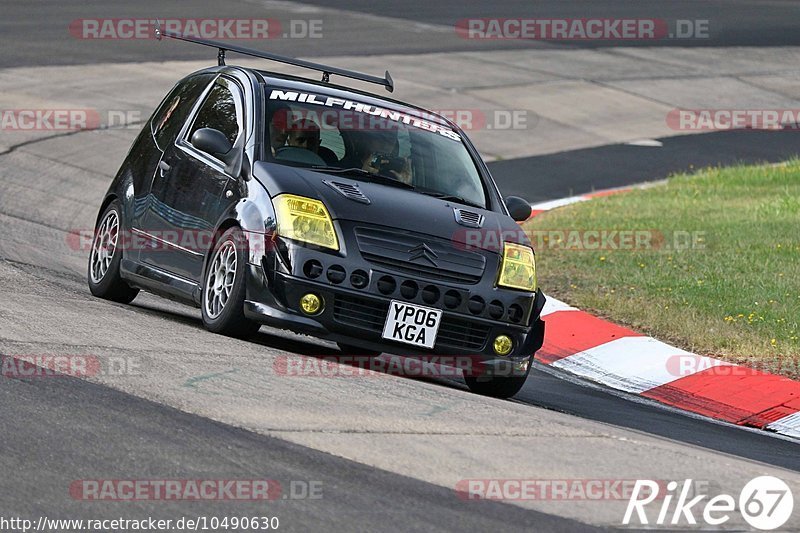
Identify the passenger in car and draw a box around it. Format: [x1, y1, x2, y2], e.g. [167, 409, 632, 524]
[268, 104, 291, 156]
[287, 117, 338, 165]
[340, 129, 412, 185]
[287, 117, 321, 152]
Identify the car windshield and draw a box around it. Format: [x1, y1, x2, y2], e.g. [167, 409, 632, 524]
[265, 87, 487, 208]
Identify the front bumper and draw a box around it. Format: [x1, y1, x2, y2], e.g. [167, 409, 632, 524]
[243, 254, 546, 368]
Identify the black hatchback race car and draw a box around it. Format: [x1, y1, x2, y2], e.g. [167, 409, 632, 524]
[88, 29, 545, 398]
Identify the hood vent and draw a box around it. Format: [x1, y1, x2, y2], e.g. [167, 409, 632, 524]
[323, 180, 371, 204]
[454, 208, 484, 228]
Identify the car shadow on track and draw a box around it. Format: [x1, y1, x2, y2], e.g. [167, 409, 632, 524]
[129, 297, 472, 393]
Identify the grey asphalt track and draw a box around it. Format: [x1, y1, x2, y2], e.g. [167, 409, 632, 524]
[2, 0, 799, 68]
[518, 365, 800, 471]
[299, 0, 800, 47]
[0, 369, 598, 532]
[488, 130, 800, 202]
[0, 0, 531, 68]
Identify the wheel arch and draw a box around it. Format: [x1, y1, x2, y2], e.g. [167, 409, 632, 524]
[202, 218, 242, 279]
[199, 184, 274, 304]
[95, 194, 119, 228]
[202, 196, 268, 278]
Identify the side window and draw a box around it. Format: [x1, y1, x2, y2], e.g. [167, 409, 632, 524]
[151, 74, 214, 150]
[187, 79, 243, 148]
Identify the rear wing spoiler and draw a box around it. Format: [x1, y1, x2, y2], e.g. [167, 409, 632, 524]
[154, 23, 394, 92]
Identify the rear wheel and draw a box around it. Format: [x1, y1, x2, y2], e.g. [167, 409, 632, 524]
[87, 201, 139, 304]
[464, 356, 533, 399]
[201, 227, 260, 339]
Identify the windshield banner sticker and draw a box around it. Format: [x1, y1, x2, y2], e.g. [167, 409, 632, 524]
[269, 90, 461, 141]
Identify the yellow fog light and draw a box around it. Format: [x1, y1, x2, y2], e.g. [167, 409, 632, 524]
[493, 335, 513, 356]
[300, 293, 323, 315]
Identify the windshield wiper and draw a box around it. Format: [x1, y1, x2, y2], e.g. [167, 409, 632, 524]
[310, 166, 415, 189]
[417, 190, 484, 209]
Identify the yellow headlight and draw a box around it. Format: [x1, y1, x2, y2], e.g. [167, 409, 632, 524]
[497, 242, 537, 291]
[273, 194, 339, 250]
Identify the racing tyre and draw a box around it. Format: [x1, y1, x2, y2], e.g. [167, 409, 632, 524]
[464, 355, 533, 399]
[88, 201, 139, 303]
[201, 227, 261, 339]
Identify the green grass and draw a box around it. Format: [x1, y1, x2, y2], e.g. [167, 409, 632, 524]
[524, 160, 800, 378]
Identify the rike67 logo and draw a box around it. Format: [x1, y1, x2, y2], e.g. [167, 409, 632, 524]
[624, 476, 794, 530]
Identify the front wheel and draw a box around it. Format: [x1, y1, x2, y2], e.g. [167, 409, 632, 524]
[464, 356, 533, 399]
[201, 227, 260, 339]
[87, 201, 139, 303]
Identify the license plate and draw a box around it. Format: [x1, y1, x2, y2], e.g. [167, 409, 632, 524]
[382, 300, 442, 349]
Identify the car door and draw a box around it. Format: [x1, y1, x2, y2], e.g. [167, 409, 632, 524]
[129, 73, 215, 257]
[138, 76, 246, 283]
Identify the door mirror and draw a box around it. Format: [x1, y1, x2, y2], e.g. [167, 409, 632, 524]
[191, 127, 248, 179]
[191, 128, 233, 158]
[505, 196, 532, 222]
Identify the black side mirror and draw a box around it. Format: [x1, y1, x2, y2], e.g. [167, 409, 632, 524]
[191, 128, 233, 158]
[191, 127, 249, 180]
[505, 196, 532, 222]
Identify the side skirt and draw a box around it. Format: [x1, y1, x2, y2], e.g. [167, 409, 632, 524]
[120, 259, 201, 307]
